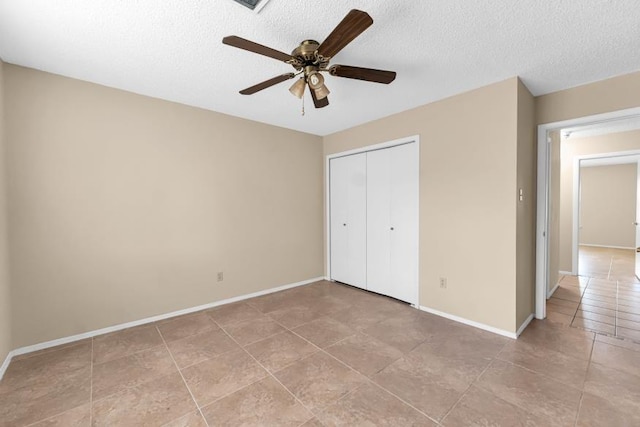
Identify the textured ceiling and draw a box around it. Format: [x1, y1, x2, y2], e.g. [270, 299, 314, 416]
[1, 1, 640, 136]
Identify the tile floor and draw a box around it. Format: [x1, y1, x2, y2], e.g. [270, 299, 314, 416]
[1, 279, 640, 426]
[547, 246, 640, 341]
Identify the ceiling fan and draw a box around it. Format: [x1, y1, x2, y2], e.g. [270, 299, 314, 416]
[222, 9, 397, 109]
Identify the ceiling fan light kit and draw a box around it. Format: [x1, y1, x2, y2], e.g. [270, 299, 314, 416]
[222, 9, 397, 109]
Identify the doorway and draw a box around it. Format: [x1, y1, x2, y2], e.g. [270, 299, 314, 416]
[575, 153, 640, 280]
[536, 108, 640, 317]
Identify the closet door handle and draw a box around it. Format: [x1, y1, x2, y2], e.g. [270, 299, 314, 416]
[390, 227, 395, 231]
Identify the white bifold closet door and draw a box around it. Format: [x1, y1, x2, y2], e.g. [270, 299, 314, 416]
[329, 153, 367, 290]
[366, 143, 419, 303]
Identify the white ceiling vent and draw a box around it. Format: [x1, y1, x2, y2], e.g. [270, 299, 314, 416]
[230, 0, 271, 13]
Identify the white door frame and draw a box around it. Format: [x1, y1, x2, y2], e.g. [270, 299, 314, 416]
[325, 135, 420, 307]
[536, 107, 640, 319]
[571, 150, 640, 275]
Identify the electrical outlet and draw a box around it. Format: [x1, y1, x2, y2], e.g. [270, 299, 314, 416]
[217, 272, 224, 282]
[439, 277, 447, 289]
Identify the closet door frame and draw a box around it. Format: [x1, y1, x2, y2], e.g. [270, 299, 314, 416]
[325, 135, 420, 307]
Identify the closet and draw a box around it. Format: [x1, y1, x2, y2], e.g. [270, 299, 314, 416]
[329, 141, 418, 304]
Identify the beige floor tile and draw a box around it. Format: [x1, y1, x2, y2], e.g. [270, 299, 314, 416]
[579, 296, 617, 310]
[545, 311, 574, 327]
[10, 340, 91, 362]
[442, 386, 557, 427]
[222, 315, 285, 346]
[181, 349, 267, 407]
[206, 302, 266, 327]
[274, 351, 367, 414]
[327, 304, 392, 331]
[616, 317, 640, 330]
[244, 331, 317, 373]
[246, 290, 307, 314]
[617, 326, 640, 341]
[292, 317, 356, 348]
[571, 317, 616, 335]
[156, 312, 218, 342]
[576, 392, 640, 427]
[325, 333, 403, 377]
[92, 373, 195, 427]
[362, 310, 432, 353]
[92, 345, 175, 400]
[0, 366, 91, 426]
[267, 302, 336, 329]
[201, 376, 313, 426]
[546, 300, 579, 316]
[574, 309, 615, 326]
[578, 303, 617, 318]
[595, 333, 640, 352]
[166, 328, 239, 369]
[29, 403, 90, 426]
[92, 324, 164, 364]
[497, 340, 588, 389]
[0, 340, 91, 392]
[591, 341, 640, 378]
[617, 309, 640, 323]
[552, 286, 582, 302]
[476, 360, 582, 426]
[547, 297, 579, 309]
[618, 301, 640, 315]
[163, 410, 208, 427]
[300, 418, 324, 426]
[518, 319, 594, 361]
[318, 382, 436, 426]
[580, 292, 617, 304]
[373, 356, 464, 421]
[584, 362, 640, 416]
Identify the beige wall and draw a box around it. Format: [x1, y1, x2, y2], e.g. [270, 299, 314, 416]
[516, 80, 536, 327]
[0, 61, 12, 363]
[4, 65, 324, 348]
[548, 130, 561, 292]
[558, 130, 640, 272]
[536, 71, 640, 125]
[579, 164, 637, 248]
[324, 77, 524, 333]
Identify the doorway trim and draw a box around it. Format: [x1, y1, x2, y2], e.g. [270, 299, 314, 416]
[536, 107, 640, 319]
[571, 150, 640, 275]
[325, 134, 420, 307]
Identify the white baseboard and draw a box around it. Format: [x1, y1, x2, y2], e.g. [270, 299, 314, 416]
[516, 313, 535, 337]
[580, 244, 635, 250]
[7, 276, 324, 365]
[547, 282, 560, 299]
[419, 306, 518, 339]
[0, 350, 13, 380]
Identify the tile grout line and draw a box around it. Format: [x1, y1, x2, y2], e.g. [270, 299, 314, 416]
[573, 333, 597, 427]
[268, 316, 441, 425]
[439, 340, 511, 423]
[156, 326, 212, 427]
[243, 304, 440, 424]
[209, 318, 317, 423]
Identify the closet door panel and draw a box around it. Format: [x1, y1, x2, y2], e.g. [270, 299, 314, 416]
[389, 143, 419, 304]
[366, 148, 392, 296]
[329, 154, 367, 289]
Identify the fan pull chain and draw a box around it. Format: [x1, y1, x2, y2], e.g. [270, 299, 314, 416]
[301, 93, 305, 116]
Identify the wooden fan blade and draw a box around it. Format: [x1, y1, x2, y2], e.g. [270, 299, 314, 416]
[317, 10, 373, 59]
[239, 73, 295, 95]
[330, 65, 396, 84]
[223, 36, 293, 62]
[310, 88, 329, 108]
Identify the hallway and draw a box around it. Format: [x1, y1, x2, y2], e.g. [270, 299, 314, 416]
[547, 246, 640, 341]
